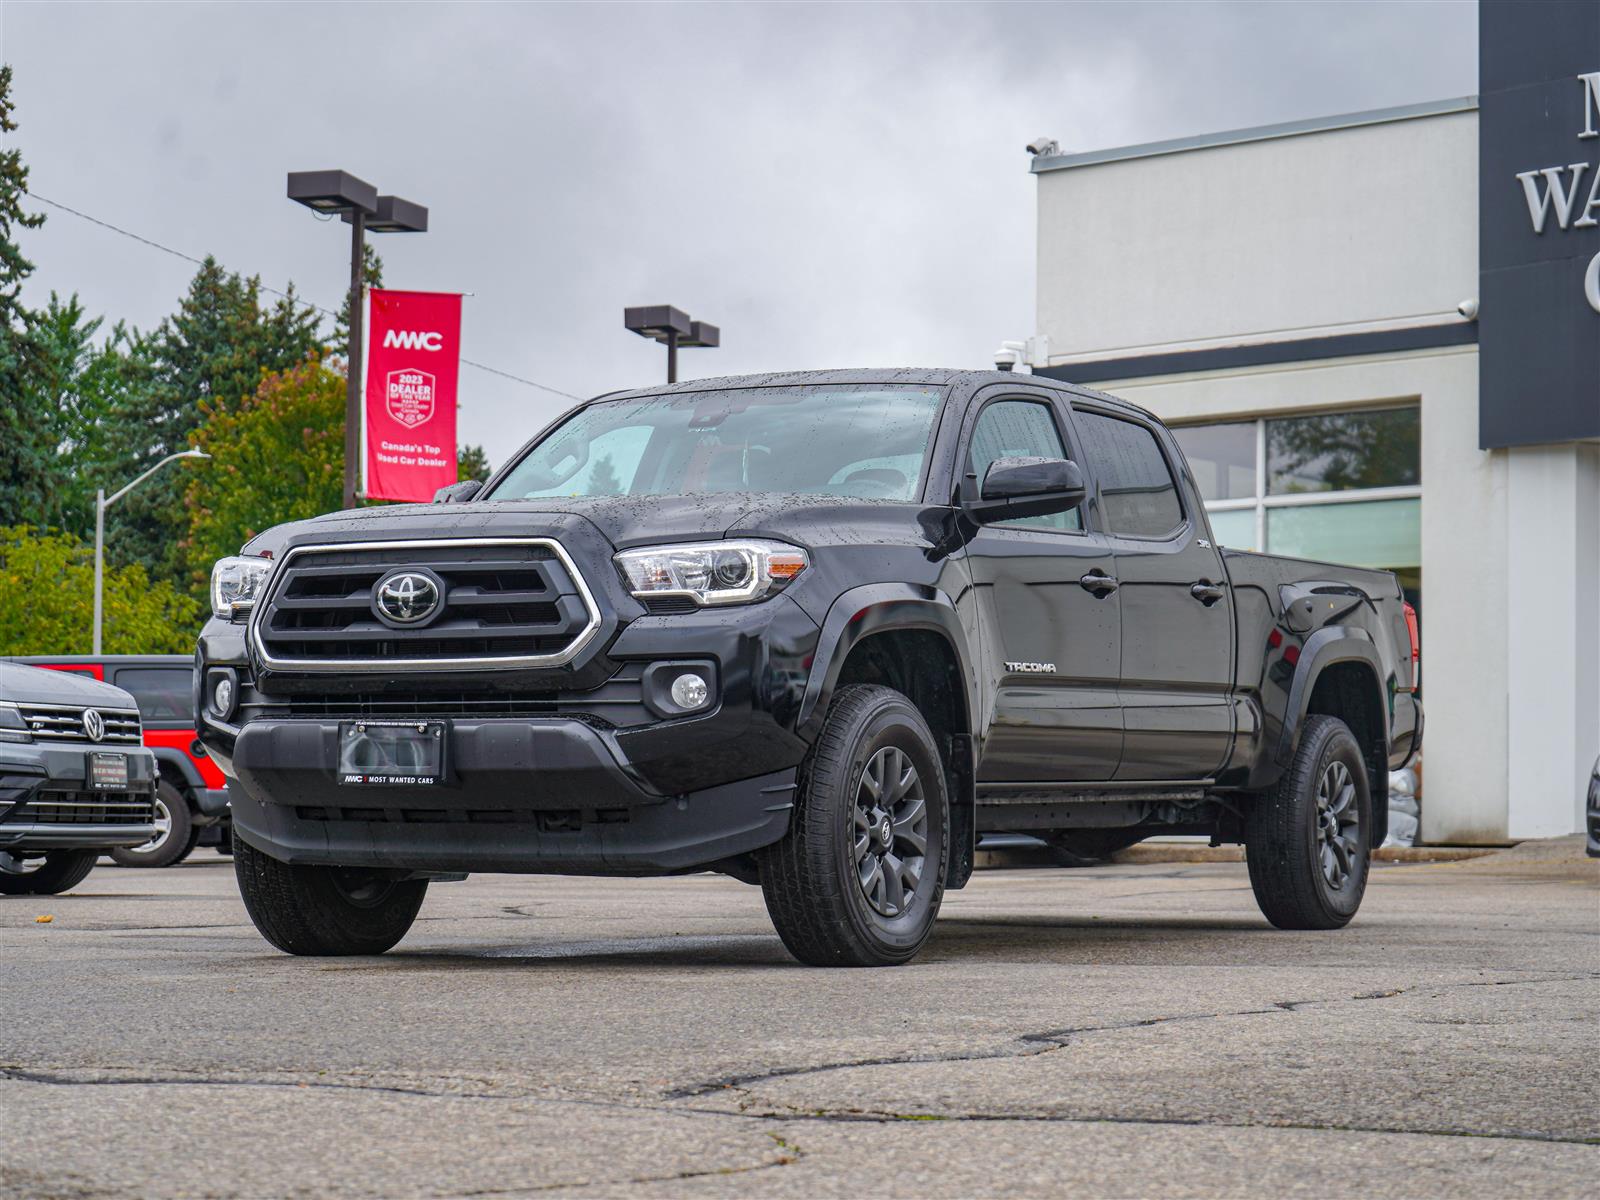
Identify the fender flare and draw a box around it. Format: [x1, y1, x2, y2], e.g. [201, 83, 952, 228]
[796, 582, 979, 741]
[149, 746, 205, 798]
[1275, 627, 1389, 767]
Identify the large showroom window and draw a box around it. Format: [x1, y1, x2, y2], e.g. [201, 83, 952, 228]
[1170, 406, 1421, 610]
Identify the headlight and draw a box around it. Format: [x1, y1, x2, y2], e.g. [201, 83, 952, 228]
[0, 704, 31, 743]
[615, 539, 808, 607]
[210, 555, 275, 619]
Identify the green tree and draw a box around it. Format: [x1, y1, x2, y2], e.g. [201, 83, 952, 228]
[0, 525, 201, 655]
[0, 64, 51, 528]
[458, 443, 490, 482]
[186, 356, 346, 574]
[101, 257, 326, 589]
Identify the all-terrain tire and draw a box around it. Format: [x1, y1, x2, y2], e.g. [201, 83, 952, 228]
[760, 684, 949, 967]
[234, 835, 427, 955]
[111, 781, 197, 868]
[1246, 714, 1371, 930]
[0, 849, 98, 895]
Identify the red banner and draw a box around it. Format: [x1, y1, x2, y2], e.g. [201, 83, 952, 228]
[363, 289, 463, 502]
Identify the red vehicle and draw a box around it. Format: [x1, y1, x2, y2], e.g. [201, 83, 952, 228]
[7, 656, 230, 867]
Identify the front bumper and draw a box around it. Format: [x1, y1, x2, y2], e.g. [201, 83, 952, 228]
[0, 743, 158, 851]
[228, 716, 797, 874]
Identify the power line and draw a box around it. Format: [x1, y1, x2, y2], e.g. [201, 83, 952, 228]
[24, 189, 584, 402]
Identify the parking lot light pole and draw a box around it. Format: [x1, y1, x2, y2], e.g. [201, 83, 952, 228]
[93, 449, 210, 655]
[286, 173, 428, 509]
[624, 306, 720, 384]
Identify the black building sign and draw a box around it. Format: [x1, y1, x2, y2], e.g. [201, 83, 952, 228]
[1478, 0, 1600, 449]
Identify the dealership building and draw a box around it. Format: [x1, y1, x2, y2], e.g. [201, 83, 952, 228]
[1025, 1, 1598, 843]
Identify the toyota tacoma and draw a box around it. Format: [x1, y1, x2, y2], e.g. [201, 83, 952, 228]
[196, 369, 1422, 966]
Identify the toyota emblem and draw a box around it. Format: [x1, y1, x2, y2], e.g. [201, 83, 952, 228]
[372, 569, 444, 627]
[82, 708, 106, 742]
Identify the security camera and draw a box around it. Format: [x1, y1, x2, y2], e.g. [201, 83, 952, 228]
[1457, 298, 1479, 320]
[1025, 137, 1060, 157]
[994, 347, 1019, 372]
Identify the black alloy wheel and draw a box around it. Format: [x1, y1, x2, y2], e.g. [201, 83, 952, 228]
[761, 684, 949, 967]
[1246, 714, 1372, 930]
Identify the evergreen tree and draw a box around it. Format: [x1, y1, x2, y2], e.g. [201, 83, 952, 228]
[0, 64, 51, 527]
[99, 257, 326, 590]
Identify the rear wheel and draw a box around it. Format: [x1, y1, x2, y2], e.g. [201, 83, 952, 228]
[111, 781, 198, 868]
[233, 835, 427, 955]
[760, 685, 948, 967]
[1246, 714, 1371, 929]
[0, 849, 98, 895]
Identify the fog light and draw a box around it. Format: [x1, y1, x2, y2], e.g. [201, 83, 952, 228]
[213, 676, 234, 715]
[670, 672, 709, 711]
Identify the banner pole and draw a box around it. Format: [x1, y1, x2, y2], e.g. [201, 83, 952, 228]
[359, 283, 372, 501]
[343, 209, 366, 509]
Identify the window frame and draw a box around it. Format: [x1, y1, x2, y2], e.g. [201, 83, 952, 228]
[1173, 408, 1422, 553]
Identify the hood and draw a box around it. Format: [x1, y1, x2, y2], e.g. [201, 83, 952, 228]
[0, 662, 138, 709]
[243, 493, 929, 555]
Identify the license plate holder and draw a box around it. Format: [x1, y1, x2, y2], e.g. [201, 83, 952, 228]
[337, 721, 447, 786]
[88, 752, 128, 791]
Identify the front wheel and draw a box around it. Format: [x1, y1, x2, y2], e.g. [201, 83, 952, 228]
[233, 835, 427, 955]
[0, 849, 98, 895]
[760, 684, 949, 967]
[1246, 714, 1371, 929]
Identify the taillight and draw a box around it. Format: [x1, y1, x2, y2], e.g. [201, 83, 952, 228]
[1402, 601, 1420, 691]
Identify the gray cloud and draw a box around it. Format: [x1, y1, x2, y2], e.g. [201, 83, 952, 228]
[2, 0, 1475, 464]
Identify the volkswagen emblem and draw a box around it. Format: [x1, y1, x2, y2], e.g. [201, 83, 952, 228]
[82, 708, 106, 742]
[372, 568, 445, 628]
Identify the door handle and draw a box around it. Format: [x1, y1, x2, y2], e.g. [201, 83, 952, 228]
[1080, 571, 1119, 597]
[1190, 581, 1226, 606]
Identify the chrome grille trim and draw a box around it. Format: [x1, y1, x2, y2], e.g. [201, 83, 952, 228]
[248, 538, 603, 673]
[13, 703, 142, 744]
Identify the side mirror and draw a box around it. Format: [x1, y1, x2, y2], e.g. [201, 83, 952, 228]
[433, 479, 484, 504]
[967, 456, 1086, 523]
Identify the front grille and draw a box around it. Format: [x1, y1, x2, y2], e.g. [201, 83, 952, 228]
[254, 538, 600, 670]
[9, 790, 154, 826]
[17, 703, 141, 745]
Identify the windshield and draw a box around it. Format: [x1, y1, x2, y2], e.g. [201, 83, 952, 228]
[486, 385, 944, 503]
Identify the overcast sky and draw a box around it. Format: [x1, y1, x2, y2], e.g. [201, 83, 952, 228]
[2, 0, 1475, 467]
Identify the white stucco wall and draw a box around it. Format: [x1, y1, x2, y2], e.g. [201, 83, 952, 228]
[1036, 109, 1479, 359]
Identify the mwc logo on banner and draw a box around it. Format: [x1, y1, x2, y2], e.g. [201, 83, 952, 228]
[363, 289, 463, 502]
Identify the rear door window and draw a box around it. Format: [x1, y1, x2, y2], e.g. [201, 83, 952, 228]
[1073, 411, 1184, 539]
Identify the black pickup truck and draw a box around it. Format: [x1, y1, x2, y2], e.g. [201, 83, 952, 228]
[196, 369, 1421, 966]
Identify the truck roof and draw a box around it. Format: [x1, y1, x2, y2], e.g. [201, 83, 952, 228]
[591, 368, 1157, 423]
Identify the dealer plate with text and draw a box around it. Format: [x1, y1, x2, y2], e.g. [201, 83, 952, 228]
[337, 721, 447, 786]
[87, 752, 128, 791]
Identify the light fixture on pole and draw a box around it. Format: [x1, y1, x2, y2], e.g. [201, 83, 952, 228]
[287, 170, 428, 510]
[624, 305, 719, 384]
[93, 449, 210, 655]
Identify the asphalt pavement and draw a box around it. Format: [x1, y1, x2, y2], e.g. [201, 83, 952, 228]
[2, 840, 1595, 1198]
